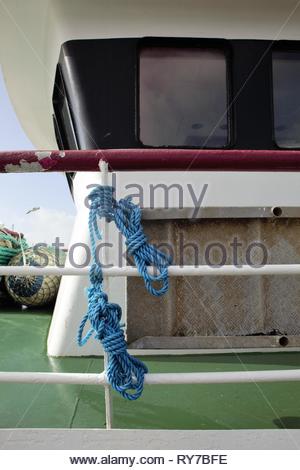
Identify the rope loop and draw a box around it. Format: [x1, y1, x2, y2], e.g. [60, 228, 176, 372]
[77, 276, 148, 399]
[114, 196, 171, 296]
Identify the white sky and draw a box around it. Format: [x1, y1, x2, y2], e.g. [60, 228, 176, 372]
[0, 68, 75, 247]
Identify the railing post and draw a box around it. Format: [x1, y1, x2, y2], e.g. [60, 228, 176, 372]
[99, 159, 114, 430]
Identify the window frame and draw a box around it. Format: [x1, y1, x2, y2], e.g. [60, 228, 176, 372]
[136, 38, 233, 150]
[272, 41, 300, 150]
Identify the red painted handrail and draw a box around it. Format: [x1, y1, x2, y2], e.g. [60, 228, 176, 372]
[2, 149, 300, 172]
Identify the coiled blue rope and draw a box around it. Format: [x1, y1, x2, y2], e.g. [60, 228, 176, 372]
[77, 185, 171, 400]
[88, 185, 170, 295]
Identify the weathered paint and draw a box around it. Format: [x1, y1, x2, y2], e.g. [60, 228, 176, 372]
[35, 151, 52, 160]
[2, 149, 300, 173]
[4, 160, 45, 173]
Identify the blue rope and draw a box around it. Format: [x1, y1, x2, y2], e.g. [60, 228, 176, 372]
[88, 186, 170, 295]
[77, 185, 171, 400]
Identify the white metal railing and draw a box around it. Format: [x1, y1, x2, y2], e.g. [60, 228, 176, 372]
[1, 369, 300, 385]
[2, 264, 300, 277]
[2, 261, 300, 430]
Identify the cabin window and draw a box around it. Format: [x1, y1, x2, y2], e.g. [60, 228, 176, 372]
[139, 46, 229, 148]
[273, 50, 300, 148]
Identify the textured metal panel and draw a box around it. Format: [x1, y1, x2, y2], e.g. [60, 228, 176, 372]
[129, 335, 299, 349]
[142, 206, 300, 219]
[127, 219, 300, 344]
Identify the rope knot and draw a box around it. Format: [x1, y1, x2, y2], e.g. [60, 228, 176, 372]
[113, 197, 171, 296]
[89, 263, 103, 284]
[88, 185, 115, 222]
[126, 229, 148, 255]
[102, 329, 127, 354]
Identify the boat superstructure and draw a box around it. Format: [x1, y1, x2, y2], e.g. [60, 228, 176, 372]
[1, 0, 300, 449]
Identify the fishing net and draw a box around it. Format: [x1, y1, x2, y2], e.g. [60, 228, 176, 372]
[5, 246, 66, 307]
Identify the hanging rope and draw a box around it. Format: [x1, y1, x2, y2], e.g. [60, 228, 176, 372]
[89, 186, 171, 296]
[78, 185, 171, 400]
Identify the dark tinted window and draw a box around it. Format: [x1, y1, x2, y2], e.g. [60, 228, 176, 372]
[273, 50, 300, 148]
[139, 46, 229, 148]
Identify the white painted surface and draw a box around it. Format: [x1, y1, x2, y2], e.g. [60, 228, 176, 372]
[1, 0, 300, 149]
[0, 428, 299, 449]
[47, 171, 126, 357]
[115, 171, 300, 209]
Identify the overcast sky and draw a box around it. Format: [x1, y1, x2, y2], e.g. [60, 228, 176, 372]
[0, 68, 75, 246]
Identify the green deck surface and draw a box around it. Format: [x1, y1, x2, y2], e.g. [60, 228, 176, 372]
[0, 310, 300, 429]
